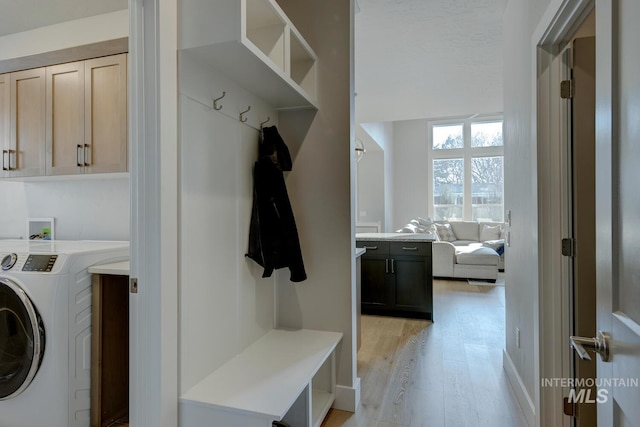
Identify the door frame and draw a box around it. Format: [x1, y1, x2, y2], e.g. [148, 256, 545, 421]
[533, 0, 595, 426]
[128, 0, 179, 425]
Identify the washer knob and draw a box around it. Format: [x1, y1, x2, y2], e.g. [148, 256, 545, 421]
[1, 253, 18, 270]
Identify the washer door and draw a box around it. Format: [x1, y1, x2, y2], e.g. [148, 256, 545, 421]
[0, 278, 45, 400]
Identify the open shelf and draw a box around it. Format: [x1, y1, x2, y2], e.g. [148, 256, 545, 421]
[246, 0, 286, 71]
[180, 0, 318, 110]
[290, 29, 317, 100]
[310, 351, 335, 427]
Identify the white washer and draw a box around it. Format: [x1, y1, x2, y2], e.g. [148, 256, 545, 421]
[0, 240, 129, 427]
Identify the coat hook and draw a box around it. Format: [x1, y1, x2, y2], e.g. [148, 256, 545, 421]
[213, 91, 226, 110]
[260, 117, 271, 129]
[240, 106, 251, 123]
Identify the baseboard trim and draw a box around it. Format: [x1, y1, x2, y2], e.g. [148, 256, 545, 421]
[503, 349, 536, 426]
[333, 378, 361, 412]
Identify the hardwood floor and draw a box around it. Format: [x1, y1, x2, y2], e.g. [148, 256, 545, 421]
[322, 278, 527, 427]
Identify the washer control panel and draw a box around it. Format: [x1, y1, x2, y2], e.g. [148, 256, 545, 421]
[22, 255, 58, 272]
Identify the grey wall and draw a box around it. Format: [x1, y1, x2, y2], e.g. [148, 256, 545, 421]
[275, 0, 356, 392]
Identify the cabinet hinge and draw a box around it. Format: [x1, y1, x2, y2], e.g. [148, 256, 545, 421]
[561, 238, 576, 257]
[130, 277, 138, 294]
[563, 396, 577, 417]
[561, 79, 574, 99]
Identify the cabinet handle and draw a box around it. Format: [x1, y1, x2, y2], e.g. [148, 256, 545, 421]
[363, 245, 378, 250]
[2, 150, 8, 171]
[77, 145, 84, 167]
[402, 247, 418, 251]
[8, 149, 15, 170]
[385, 258, 389, 273]
[391, 259, 395, 274]
[84, 144, 91, 166]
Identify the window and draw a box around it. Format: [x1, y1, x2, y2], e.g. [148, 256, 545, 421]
[429, 117, 504, 222]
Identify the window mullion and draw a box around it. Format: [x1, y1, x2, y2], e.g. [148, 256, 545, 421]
[463, 122, 472, 220]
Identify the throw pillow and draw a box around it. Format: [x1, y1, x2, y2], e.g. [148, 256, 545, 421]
[480, 223, 502, 242]
[424, 223, 440, 241]
[416, 216, 434, 227]
[435, 222, 457, 242]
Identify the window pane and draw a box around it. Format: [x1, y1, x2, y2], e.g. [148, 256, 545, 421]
[471, 121, 503, 147]
[433, 158, 463, 220]
[471, 156, 504, 221]
[433, 124, 463, 149]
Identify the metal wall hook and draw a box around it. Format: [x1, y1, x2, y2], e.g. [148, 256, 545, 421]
[260, 117, 271, 129]
[213, 91, 226, 110]
[240, 106, 251, 123]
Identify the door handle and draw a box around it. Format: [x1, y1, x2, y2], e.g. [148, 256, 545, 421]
[391, 259, 395, 274]
[84, 143, 91, 166]
[385, 259, 389, 274]
[2, 150, 7, 171]
[363, 246, 378, 250]
[8, 149, 15, 170]
[402, 247, 418, 251]
[77, 144, 84, 167]
[570, 331, 610, 362]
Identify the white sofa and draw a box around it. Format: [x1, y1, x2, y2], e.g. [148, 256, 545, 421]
[397, 219, 505, 281]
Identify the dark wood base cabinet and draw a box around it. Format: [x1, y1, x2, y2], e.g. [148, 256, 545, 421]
[357, 240, 433, 320]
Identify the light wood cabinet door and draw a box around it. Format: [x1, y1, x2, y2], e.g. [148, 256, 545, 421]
[84, 54, 127, 174]
[10, 68, 46, 177]
[46, 62, 85, 176]
[0, 74, 9, 178]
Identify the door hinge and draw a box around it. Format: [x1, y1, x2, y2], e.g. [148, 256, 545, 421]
[563, 396, 577, 416]
[562, 238, 576, 257]
[130, 277, 138, 294]
[561, 79, 574, 99]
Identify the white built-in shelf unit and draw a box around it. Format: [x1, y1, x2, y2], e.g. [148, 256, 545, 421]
[180, 329, 342, 427]
[181, 0, 318, 110]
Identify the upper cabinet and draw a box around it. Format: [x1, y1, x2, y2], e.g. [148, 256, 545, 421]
[180, 0, 317, 109]
[1, 53, 127, 179]
[10, 68, 46, 178]
[83, 54, 127, 174]
[46, 61, 85, 176]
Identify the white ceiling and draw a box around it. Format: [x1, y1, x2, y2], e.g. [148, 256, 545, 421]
[0, 0, 127, 37]
[355, 0, 508, 123]
[0, 0, 504, 125]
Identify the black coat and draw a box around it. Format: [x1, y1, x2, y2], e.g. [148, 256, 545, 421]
[246, 126, 307, 282]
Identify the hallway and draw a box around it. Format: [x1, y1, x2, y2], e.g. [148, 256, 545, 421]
[322, 279, 527, 427]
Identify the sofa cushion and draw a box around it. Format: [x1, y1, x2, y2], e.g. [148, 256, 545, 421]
[456, 246, 499, 266]
[435, 223, 457, 241]
[452, 240, 481, 247]
[480, 223, 502, 242]
[449, 221, 480, 241]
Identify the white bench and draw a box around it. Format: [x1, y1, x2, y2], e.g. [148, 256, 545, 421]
[180, 329, 343, 427]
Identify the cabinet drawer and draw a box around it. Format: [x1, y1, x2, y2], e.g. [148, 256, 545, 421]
[389, 242, 431, 257]
[356, 240, 389, 255]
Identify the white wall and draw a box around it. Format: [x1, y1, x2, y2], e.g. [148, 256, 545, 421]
[391, 118, 430, 229]
[359, 121, 394, 231]
[502, 0, 552, 423]
[0, 11, 130, 241]
[178, 53, 277, 393]
[356, 150, 384, 228]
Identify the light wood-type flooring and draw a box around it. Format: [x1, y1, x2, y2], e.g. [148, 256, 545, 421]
[321, 278, 527, 427]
